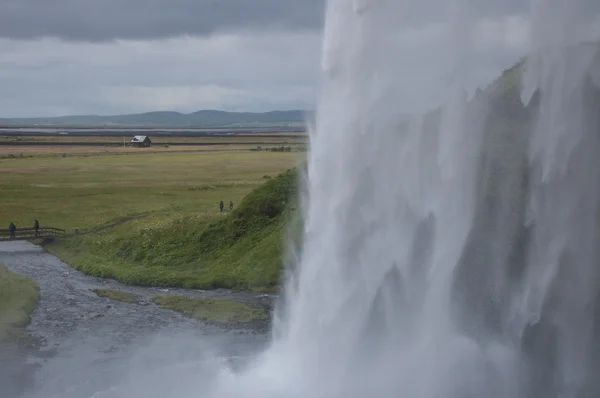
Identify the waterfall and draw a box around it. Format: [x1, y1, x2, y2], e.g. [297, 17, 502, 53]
[83, 1, 600, 397]
[254, 0, 600, 396]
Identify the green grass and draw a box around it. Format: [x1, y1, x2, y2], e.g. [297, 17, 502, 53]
[0, 151, 298, 232]
[48, 168, 301, 291]
[0, 265, 40, 342]
[152, 296, 268, 326]
[486, 58, 525, 100]
[92, 288, 139, 303]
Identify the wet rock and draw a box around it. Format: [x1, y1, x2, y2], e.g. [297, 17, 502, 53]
[100, 345, 119, 353]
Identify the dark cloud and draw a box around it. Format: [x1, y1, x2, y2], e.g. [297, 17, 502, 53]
[0, 0, 324, 41]
[0, 1, 539, 117]
[0, 0, 536, 42]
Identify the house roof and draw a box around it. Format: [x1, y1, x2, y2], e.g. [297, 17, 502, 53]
[131, 135, 149, 142]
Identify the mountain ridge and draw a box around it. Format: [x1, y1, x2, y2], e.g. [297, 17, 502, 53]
[0, 109, 311, 128]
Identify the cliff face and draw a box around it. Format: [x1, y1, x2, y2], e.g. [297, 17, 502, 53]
[451, 44, 600, 396]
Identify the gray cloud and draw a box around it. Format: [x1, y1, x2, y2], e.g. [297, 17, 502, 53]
[0, 0, 324, 41]
[0, 11, 531, 118]
[0, 2, 541, 118]
[0, 32, 322, 116]
[0, 0, 535, 42]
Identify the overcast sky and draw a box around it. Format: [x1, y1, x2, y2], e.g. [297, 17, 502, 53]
[0, 1, 556, 117]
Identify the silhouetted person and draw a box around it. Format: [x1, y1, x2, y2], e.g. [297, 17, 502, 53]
[8, 222, 16, 239]
[219, 200, 224, 213]
[229, 201, 233, 211]
[34, 219, 39, 237]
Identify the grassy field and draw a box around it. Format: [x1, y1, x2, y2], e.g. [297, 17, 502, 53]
[0, 145, 288, 157]
[0, 146, 301, 291]
[152, 296, 268, 326]
[0, 150, 299, 232]
[0, 134, 307, 144]
[0, 265, 40, 343]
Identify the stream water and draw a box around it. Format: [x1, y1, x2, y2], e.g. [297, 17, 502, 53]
[0, 241, 271, 398]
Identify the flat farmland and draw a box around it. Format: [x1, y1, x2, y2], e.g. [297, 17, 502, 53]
[0, 150, 300, 232]
[0, 134, 308, 157]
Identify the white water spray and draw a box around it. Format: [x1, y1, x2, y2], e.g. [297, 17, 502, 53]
[242, 0, 600, 396]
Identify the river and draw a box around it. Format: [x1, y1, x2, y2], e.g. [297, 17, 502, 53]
[0, 241, 273, 398]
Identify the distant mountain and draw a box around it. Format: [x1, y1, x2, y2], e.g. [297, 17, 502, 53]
[0, 109, 311, 128]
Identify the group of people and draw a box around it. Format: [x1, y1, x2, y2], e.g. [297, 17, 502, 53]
[219, 200, 234, 213]
[7, 219, 40, 239]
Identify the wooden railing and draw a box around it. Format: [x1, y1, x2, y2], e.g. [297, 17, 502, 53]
[0, 227, 66, 242]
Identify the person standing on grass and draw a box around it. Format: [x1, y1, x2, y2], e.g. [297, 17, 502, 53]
[229, 201, 233, 211]
[8, 222, 16, 239]
[219, 200, 224, 213]
[34, 219, 40, 237]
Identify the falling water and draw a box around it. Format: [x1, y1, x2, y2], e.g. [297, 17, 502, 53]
[28, 0, 600, 397]
[236, 0, 600, 396]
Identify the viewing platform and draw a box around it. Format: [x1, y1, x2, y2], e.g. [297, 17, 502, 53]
[0, 227, 66, 242]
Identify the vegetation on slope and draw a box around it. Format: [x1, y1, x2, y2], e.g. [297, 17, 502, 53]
[92, 289, 139, 304]
[0, 265, 40, 342]
[49, 168, 300, 291]
[152, 296, 268, 326]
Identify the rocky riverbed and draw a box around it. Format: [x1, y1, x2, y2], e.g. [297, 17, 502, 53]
[0, 241, 275, 398]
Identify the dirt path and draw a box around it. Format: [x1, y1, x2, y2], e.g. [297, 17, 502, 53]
[0, 240, 274, 398]
[62, 214, 149, 237]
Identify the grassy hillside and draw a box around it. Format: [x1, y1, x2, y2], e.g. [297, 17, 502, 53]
[49, 168, 300, 291]
[0, 110, 310, 128]
[0, 265, 40, 342]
